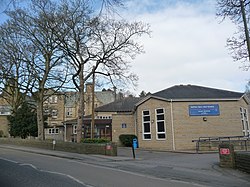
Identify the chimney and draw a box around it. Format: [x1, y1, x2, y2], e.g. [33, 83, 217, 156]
[86, 82, 93, 93]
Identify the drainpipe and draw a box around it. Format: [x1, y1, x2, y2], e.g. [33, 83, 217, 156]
[170, 99, 176, 151]
[134, 110, 137, 136]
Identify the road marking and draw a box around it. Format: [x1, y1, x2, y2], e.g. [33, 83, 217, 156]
[0, 156, 92, 187]
[0, 157, 18, 164]
[41, 170, 94, 187]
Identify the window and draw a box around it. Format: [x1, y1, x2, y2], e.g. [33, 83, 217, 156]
[121, 123, 127, 128]
[51, 109, 58, 118]
[156, 108, 166, 139]
[49, 96, 58, 103]
[66, 107, 73, 117]
[142, 110, 151, 140]
[0, 105, 11, 115]
[73, 125, 77, 134]
[240, 107, 250, 136]
[48, 128, 59, 134]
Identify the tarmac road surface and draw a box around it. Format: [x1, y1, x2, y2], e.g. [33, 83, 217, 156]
[0, 145, 249, 187]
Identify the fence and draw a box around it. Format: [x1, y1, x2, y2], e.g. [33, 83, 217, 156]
[192, 136, 250, 153]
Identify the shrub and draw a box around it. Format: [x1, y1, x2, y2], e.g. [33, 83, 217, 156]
[119, 134, 137, 147]
[0, 130, 3, 138]
[81, 138, 111, 144]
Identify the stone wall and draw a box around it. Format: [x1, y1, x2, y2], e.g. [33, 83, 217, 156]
[0, 138, 117, 156]
[112, 113, 135, 145]
[136, 98, 248, 151]
[235, 151, 250, 173]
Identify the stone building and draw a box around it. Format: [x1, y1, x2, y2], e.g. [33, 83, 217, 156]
[0, 95, 11, 137]
[44, 83, 117, 141]
[95, 85, 250, 151]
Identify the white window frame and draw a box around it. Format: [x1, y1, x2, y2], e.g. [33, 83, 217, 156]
[51, 109, 58, 118]
[66, 107, 73, 117]
[155, 108, 166, 140]
[0, 105, 11, 115]
[142, 110, 151, 140]
[49, 96, 58, 103]
[48, 128, 59, 134]
[240, 107, 250, 136]
[73, 125, 77, 134]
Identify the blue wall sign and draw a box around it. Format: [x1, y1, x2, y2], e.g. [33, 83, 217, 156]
[189, 104, 220, 116]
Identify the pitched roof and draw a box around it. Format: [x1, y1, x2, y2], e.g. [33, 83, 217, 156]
[152, 85, 244, 100]
[95, 97, 142, 112]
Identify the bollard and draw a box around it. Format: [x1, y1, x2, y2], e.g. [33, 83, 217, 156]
[218, 143, 235, 168]
[52, 139, 56, 150]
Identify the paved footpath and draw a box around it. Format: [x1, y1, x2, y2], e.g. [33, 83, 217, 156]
[0, 144, 249, 187]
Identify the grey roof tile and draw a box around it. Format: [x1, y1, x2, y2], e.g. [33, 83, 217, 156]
[153, 85, 244, 100]
[95, 97, 142, 112]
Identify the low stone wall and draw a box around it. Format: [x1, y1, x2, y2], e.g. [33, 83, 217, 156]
[235, 152, 250, 174]
[0, 138, 117, 156]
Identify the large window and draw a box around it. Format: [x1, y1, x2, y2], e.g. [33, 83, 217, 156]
[142, 110, 151, 140]
[240, 107, 250, 136]
[156, 108, 166, 139]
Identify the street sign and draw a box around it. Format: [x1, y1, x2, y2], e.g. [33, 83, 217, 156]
[220, 148, 230, 155]
[189, 104, 220, 116]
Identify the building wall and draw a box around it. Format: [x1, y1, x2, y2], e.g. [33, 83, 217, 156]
[172, 99, 249, 150]
[136, 99, 173, 150]
[0, 97, 10, 137]
[136, 97, 249, 151]
[0, 116, 9, 137]
[112, 113, 135, 145]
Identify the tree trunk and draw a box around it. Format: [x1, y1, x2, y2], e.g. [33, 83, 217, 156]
[37, 95, 44, 140]
[240, 0, 250, 61]
[77, 64, 84, 143]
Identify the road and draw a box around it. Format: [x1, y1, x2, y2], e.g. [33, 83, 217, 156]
[0, 145, 249, 187]
[0, 147, 203, 187]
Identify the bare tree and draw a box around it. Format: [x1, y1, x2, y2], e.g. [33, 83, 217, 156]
[217, 0, 250, 66]
[0, 0, 69, 140]
[56, 0, 150, 142]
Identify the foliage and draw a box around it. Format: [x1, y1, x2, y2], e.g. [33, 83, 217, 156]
[7, 102, 38, 138]
[216, 0, 250, 64]
[81, 138, 111, 144]
[119, 134, 137, 147]
[0, 130, 3, 137]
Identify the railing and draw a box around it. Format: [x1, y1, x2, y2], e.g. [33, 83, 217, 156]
[192, 136, 250, 153]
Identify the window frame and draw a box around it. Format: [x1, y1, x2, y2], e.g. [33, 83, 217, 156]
[155, 108, 166, 140]
[240, 107, 250, 136]
[142, 110, 151, 140]
[48, 128, 59, 134]
[66, 107, 73, 117]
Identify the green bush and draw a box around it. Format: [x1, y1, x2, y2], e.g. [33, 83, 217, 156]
[119, 134, 137, 147]
[81, 138, 111, 144]
[0, 130, 3, 138]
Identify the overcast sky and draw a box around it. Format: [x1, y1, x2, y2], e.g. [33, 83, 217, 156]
[118, 0, 250, 95]
[1, 0, 249, 95]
